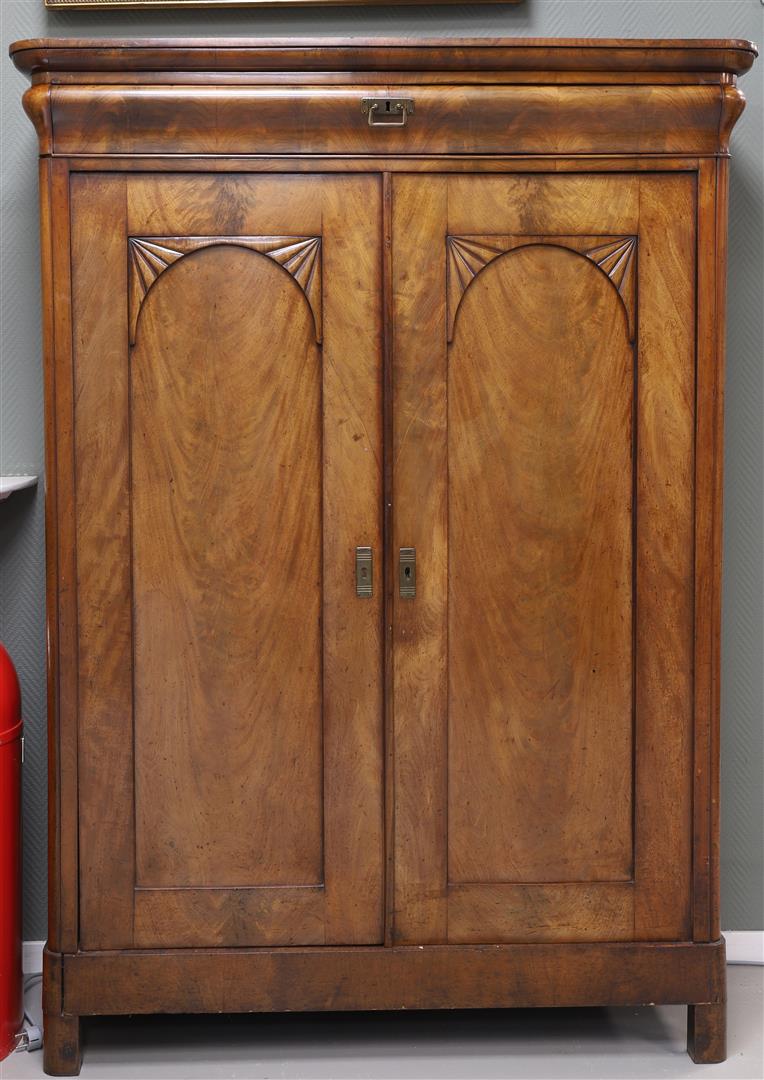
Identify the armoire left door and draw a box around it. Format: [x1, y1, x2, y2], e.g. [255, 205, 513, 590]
[69, 173, 384, 950]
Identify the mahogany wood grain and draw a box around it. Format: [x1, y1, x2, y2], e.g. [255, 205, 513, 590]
[445, 173, 641, 233]
[447, 243, 633, 887]
[693, 158, 728, 942]
[133, 887, 325, 949]
[59, 940, 727, 1016]
[42, 946, 63, 1021]
[70, 175, 134, 950]
[41, 1013, 80, 1078]
[10, 38, 757, 77]
[126, 173, 321, 235]
[382, 171, 395, 949]
[131, 244, 323, 891]
[319, 176, 385, 944]
[14, 35, 754, 1074]
[43, 947, 85, 1078]
[40, 156, 83, 1080]
[447, 884, 634, 943]
[688, 1002, 727, 1064]
[29, 71, 752, 89]
[37, 156, 60, 955]
[392, 173, 696, 945]
[391, 174, 449, 945]
[53, 156, 708, 174]
[46, 84, 728, 158]
[22, 85, 51, 154]
[71, 174, 384, 951]
[632, 175, 696, 942]
[49, 161, 79, 955]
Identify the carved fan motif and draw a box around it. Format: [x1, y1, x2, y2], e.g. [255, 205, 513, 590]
[584, 237, 636, 290]
[582, 237, 637, 337]
[446, 237, 508, 342]
[447, 234, 637, 342]
[128, 235, 322, 346]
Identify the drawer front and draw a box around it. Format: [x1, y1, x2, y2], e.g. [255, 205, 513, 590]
[50, 84, 723, 157]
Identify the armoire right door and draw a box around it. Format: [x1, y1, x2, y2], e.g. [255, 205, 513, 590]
[391, 173, 696, 945]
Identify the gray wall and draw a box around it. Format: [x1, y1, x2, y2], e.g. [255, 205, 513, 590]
[1, 0, 762, 941]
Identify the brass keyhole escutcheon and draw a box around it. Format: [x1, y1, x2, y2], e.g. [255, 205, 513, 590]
[355, 546, 373, 598]
[399, 548, 416, 599]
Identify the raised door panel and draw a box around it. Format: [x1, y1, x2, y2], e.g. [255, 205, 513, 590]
[131, 243, 323, 892]
[447, 241, 633, 887]
[72, 174, 384, 949]
[392, 174, 695, 945]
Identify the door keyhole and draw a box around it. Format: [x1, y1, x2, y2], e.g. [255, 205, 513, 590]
[399, 548, 416, 598]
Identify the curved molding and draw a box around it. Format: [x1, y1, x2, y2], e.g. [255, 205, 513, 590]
[128, 235, 322, 346]
[719, 84, 746, 152]
[10, 38, 758, 78]
[447, 234, 637, 343]
[22, 84, 736, 158]
[22, 84, 52, 154]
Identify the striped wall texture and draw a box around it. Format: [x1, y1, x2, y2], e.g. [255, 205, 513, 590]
[1, 1, 762, 939]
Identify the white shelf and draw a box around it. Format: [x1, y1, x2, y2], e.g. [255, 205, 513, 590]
[0, 475, 38, 501]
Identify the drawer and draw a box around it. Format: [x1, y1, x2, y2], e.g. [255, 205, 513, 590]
[49, 83, 723, 157]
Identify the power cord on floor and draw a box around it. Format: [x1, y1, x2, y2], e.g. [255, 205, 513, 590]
[15, 972, 43, 1052]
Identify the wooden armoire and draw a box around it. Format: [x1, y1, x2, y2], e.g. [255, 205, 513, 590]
[12, 35, 757, 1075]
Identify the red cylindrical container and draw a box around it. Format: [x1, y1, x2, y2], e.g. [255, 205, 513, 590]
[0, 643, 23, 1061]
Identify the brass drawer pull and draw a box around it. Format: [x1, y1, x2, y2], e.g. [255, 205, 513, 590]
[361, 98, 414, 128]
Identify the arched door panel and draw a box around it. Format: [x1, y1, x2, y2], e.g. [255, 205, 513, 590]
[447, 244, 633, 888]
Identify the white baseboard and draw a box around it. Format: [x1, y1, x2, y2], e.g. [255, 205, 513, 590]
[23, 940, 44, 975]
[21, 932, 764, 976]
[724, 930, 764, 964]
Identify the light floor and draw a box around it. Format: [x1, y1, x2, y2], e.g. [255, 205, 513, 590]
[3, 966, 761, 1080]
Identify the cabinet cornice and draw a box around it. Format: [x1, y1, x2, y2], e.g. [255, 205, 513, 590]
[10, 37, 758, 77]
[12, 38, 756, 158]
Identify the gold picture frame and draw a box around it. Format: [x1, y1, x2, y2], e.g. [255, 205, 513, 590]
[45, 0, 522, 8]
